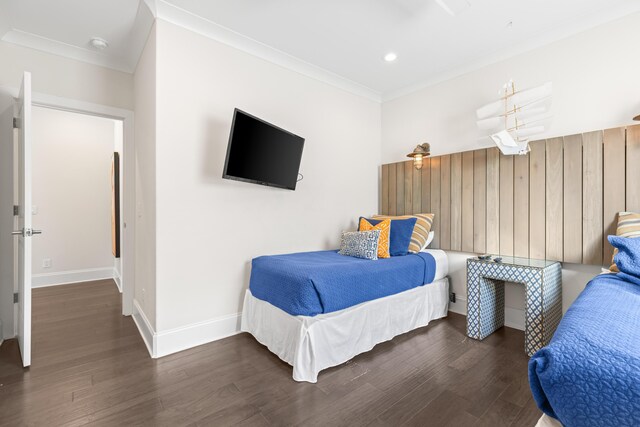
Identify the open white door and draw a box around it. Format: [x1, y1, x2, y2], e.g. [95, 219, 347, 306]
[14, 72, 36, 367]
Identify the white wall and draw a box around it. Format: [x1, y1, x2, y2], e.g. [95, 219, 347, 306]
[381, 12, 640, 162]
[31, 107, 118, 286]
[380, 13, 640, 324]
[133, 23, 157, 330]
[0, 40, 134, 110]
[153, 20, 381, 339]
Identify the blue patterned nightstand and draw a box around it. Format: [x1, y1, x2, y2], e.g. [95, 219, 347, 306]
[466, 256, 562, 356]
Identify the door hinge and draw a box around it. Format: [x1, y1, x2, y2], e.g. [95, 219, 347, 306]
[13, 117, 19, 129]
[13, 205, 19, 216]
[14, 293, 18, 303]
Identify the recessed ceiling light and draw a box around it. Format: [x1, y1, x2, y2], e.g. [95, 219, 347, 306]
[89, 37, 109, 50]
[384, 52, 398, 62]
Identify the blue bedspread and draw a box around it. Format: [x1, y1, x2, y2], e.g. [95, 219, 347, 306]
[528, 273, 640, 427]
[249, 250, 436, 316]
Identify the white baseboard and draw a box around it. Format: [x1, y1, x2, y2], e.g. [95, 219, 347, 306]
[131, 299, 242, 358]
[132, 299, 156, 357]
[448, 296, 467, 316]
[156, 313, 242, 357]
[114, 274, 122, 293]
[32, 267, 115, 288]
[448, 296, 525, 331]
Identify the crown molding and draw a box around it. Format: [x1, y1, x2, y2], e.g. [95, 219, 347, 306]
[382, 4, 640, 102]
[152, 0, 382, 103]
[2, 28, 133, 73]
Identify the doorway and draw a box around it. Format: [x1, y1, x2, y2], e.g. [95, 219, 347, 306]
[0, 79, 135, 367]
[30, 107, 124, 292]
[30, 94, 136, 321]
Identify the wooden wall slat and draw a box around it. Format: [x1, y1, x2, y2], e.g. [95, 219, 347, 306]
[440, 155, 451, 250]
[421, 158, 431, 213]
[388, 163, 397, 216]
[404, 161, 413, 215]
[529, 140, 546, 260]
[450, 153, 463, 251]
[603, 127, 626, 265]
[546, 137, 564, 261]
[381, 164, 389, 215]
[473, 149, 487, 254]
[412, 163, 422, 214]
[627, 125, 640, 212]
[513, 154, 529, 258]
[486, 148, 500, 254]
[582, 130, 603, 265]
[396, 162, 405, 215]
[430, 157, 441, 248]
[499, 155, 514, 256]
[462, 151, 474, 252]
[381, 125, 628, 265]
[563, 134, 583, 263]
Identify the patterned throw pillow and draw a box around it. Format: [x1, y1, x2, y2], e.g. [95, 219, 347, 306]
[373, 213, 435, 253]
[338, 230, 381, 260]
[610, 212, 640, 271]
[358, 218, 391, 258]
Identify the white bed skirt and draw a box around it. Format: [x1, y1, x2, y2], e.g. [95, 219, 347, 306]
[241, 277, 450, 383]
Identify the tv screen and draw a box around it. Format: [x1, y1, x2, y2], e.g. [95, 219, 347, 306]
[222, 109, 305, 190]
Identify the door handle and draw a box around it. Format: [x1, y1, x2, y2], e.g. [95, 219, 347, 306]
[12, 228, 43, 237]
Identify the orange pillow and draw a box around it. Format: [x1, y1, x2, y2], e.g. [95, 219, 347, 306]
[359, 218, 390, 259]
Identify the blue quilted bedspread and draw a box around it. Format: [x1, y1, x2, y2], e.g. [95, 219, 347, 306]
[528, 273, 640, 427]
[249, 250, 436, 316]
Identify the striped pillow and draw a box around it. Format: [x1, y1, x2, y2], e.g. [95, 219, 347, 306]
[372, 213, 435, 253]
[610, 212, 640, 272]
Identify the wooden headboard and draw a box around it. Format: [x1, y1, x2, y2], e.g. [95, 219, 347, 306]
[380, 125, 640, 265]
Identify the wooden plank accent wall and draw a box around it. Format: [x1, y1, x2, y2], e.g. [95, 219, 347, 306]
[513, 154, 529, 258]
[529, 140, 546, 260]
[582, 131, 603, 265]
[440, 155, 451, 250]
[563, 134, 582, 263]
[603, 128, 626, 266]
[473, 150, 487, 254]
[450, 153, 463, 251]
[461, 151, 474, 253]
[499, 155, 514, 256]
[486, 148, 500, 254]
[396, 162, 405, 215]
[380, 125, 640, 265]
[430, 157, 441, 249]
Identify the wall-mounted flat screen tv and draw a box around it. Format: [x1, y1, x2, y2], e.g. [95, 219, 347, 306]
[222, 109, 305, 191]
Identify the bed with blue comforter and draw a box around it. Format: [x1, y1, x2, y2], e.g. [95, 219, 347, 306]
[249, 250, 436, 316]
[529, 236, 640, 427]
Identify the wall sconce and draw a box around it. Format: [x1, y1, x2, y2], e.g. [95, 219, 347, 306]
[406, 143, 431, 170]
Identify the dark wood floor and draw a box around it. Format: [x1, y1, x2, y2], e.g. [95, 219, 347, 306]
[0, 280, 541, 426]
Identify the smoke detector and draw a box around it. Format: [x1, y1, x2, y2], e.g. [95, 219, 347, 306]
[89, 37, 109, 50]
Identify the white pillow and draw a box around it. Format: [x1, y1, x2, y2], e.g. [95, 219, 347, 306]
[422, 231, 435, 250]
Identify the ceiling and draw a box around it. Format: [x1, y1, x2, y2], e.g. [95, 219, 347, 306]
[1, 0, 639, 100]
